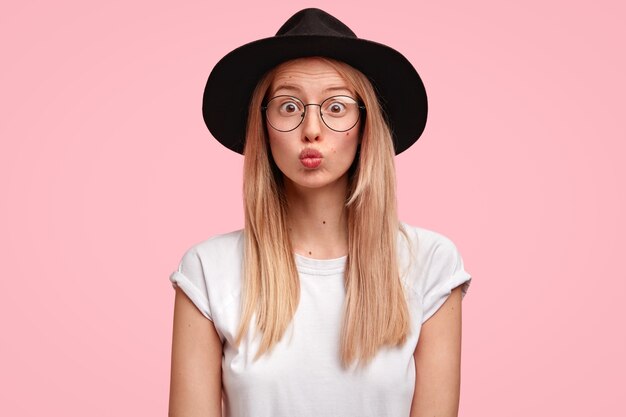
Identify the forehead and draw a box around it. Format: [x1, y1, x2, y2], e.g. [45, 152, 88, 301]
[269, 58, 354, 97]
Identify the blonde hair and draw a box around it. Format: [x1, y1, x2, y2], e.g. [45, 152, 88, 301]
[235, 56, 412, 368]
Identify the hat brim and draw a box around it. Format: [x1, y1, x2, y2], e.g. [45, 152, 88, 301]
[202, 35, 427, 155]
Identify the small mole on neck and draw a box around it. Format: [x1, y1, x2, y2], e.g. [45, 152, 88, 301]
[308, 251, 312, 255]
[322, 221, 326, 224]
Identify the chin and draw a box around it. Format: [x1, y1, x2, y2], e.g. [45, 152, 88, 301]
[284, 172, 348, 190]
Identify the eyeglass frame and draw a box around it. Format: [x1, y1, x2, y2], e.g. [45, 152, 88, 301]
[260, 94, 367, 133]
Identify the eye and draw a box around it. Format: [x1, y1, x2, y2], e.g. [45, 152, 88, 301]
[328, 102, 346, 113]
[322, 97, 351, 117]
[278, 100, 302, 115]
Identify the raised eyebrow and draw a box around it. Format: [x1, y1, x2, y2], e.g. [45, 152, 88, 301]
[271, 84, 354, 96]
[271, 84, 301, 95]
[322, 86, 353, 94]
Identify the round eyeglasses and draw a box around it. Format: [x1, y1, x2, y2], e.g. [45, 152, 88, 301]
[261, 95, 366, 133]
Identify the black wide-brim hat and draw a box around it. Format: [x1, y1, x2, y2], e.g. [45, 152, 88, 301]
[202, 8, 428, 155]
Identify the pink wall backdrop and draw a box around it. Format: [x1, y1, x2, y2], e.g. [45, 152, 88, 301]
[1, 0, 624, 415]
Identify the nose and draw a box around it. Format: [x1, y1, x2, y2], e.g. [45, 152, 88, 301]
[301, 104, 322, 142]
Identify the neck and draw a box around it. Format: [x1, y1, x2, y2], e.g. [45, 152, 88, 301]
[284, 176, 349, 259]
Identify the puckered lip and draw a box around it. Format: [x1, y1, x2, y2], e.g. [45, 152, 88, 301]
[299, 148, 323, 159]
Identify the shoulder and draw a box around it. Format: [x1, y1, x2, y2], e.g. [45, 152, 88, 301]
[398, 221, 460, 257]
[189, 228, 245, 260]
[397, 221, 469, 296]
[172, 228, 245, 321]
[180, 227, 245, 282]
[176, 228, 244, 274]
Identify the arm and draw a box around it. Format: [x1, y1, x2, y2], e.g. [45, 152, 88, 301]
[169, 287, 223, 417]
[410, 285, 463, 417]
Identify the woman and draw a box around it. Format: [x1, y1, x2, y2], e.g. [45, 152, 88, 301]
[169, 8, 472, 417]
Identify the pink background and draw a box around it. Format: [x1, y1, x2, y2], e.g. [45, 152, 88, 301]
[1, 0, 624, 415]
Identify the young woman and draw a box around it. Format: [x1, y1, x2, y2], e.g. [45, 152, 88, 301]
[168, 8, 472, 417]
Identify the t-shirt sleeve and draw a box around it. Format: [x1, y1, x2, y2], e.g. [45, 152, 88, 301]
[169, 247, 213, 321]
[421, 236, 472, 324]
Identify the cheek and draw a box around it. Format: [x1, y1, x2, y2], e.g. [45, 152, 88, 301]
[338, 132, 360, 159]
[267, 133, 293, 168]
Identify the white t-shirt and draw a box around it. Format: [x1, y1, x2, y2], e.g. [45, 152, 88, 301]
[169, 221, 472, 417]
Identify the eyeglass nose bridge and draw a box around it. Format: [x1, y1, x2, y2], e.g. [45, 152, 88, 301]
[298, 103, 324, 126]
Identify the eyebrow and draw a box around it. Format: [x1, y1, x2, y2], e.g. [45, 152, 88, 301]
[271, 84, 353, 96]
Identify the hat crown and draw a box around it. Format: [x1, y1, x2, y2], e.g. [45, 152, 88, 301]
[275, 8, 357, 38]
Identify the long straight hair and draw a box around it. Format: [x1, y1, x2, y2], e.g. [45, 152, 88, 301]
[235, 56, 412, 369]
